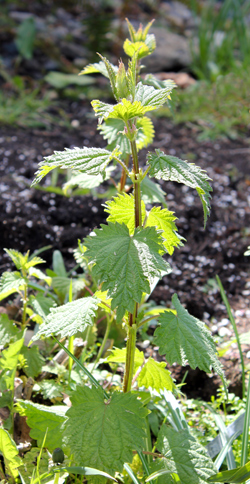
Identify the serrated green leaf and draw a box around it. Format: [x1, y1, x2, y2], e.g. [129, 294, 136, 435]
[99, 117, 154, 158]
[28, 266, 47, 280]
[106, 347, 144, 372]
[147, 149, 212, 226]
[0, 337, 24, 371]
[104, 193, 146, 235]
[0, 428, 22, 479]
[0, 314, 19, 345]
[51, 276, 86, 300]
[144, 33, 156, 53]
[35, 380, 63, 400]
[64, 386, 148, 475]
[32, 147, 118, 186]
[79, 60, 118, 78]
[144, 74, 176, 91]
[154, 426, 217, 484]
[15, 400, 67, 451]
[154, 294, 224, 379]
[146, 206, 183, 255]
[4, 248, 27, 270]
[115, 60, 129, 99]
[4, 249, 45, 272]
[21, 346, 45, 378]
[95, 289, 112, 313]
[24, 256, 45, 270]
[99, 118, 130, 156]
[135, 82, 173, 110]
[29, 294, 56, 319]
[98, 54, 118, 99]
[136, 117, 155, 149]
[138, 358, 173, 392]
[141, 176, 167, 206]
[33, 296, 99, 339]
[123, 39, 151, 59]
[92, 98, 152, 123]
[19, 448, 49, 482]
[208, 461, 250, 482]
[63, 167, 114, 192]
[84, 222, 171, 321]
[0, 271, 26, 301]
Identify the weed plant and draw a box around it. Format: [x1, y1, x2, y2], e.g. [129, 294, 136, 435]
[0, 18, 250, 484]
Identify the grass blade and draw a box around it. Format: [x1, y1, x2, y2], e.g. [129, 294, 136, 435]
[53, 336, 109, 398]
[241, 375, 250, 467]
[215, 431, 239, 470]
[124, 463, 141, 484]
[216, 275, 245, 398]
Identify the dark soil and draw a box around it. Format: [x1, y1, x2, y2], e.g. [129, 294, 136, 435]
[1, 113, 250, 399]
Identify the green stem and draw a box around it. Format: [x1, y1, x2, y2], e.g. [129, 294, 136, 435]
[122, 137, 142, 393]
[68, 280, 74, 381]
[68, 336, 74, 378]
[130, 139, 141, 228]
[21, 284, 28, 329]
[95, 315, 113, 366]
[123, 318, 137, 393]
[119, 154, 130, 192]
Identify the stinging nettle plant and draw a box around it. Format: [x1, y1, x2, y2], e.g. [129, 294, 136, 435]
[13, 19, 227, 483]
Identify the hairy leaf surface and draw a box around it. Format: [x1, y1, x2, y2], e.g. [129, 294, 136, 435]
[0, 429, 22, 479]
[155, 426, 217, 484]
[32, 147, 118, 186]
[104, 193, 146, 234]
[92, 98, 152, 123]
[138, 358, 173, 392]
[64, 386, 148, 475]
[135, 82, 173, 110]
[0, 337, 24, 371]
[123, 40, 151, 58]
[146, 206, 183, 255]
[141, 176, 167, 206]
[15, 400, 67, 450]
[84, 223, 171, 321]
[147, 149, 212, 225]
[21, 346, 45, 378]
[107, 347, 144, 372]
[63, 167, 114, 192]
[99, 117, 154, 157]
[154, 294, 224, 378]
[0, 271, 26, 301]
[33, 297, 99, 339]
[79, 60, 118, 78]
[0, 314, 19, 345]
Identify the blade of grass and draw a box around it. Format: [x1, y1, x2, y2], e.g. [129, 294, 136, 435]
[124, 463, 141, 484]
[203, 402, 236, 470]
[52, 336, 108, 398]
[215, 431, 239, 470]
[241, 373, 250, 467]
[216, 275, 245, 398]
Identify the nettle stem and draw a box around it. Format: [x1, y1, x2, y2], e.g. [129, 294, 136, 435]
[21, 284, 28, 330]
[123, 138, 141, 393]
